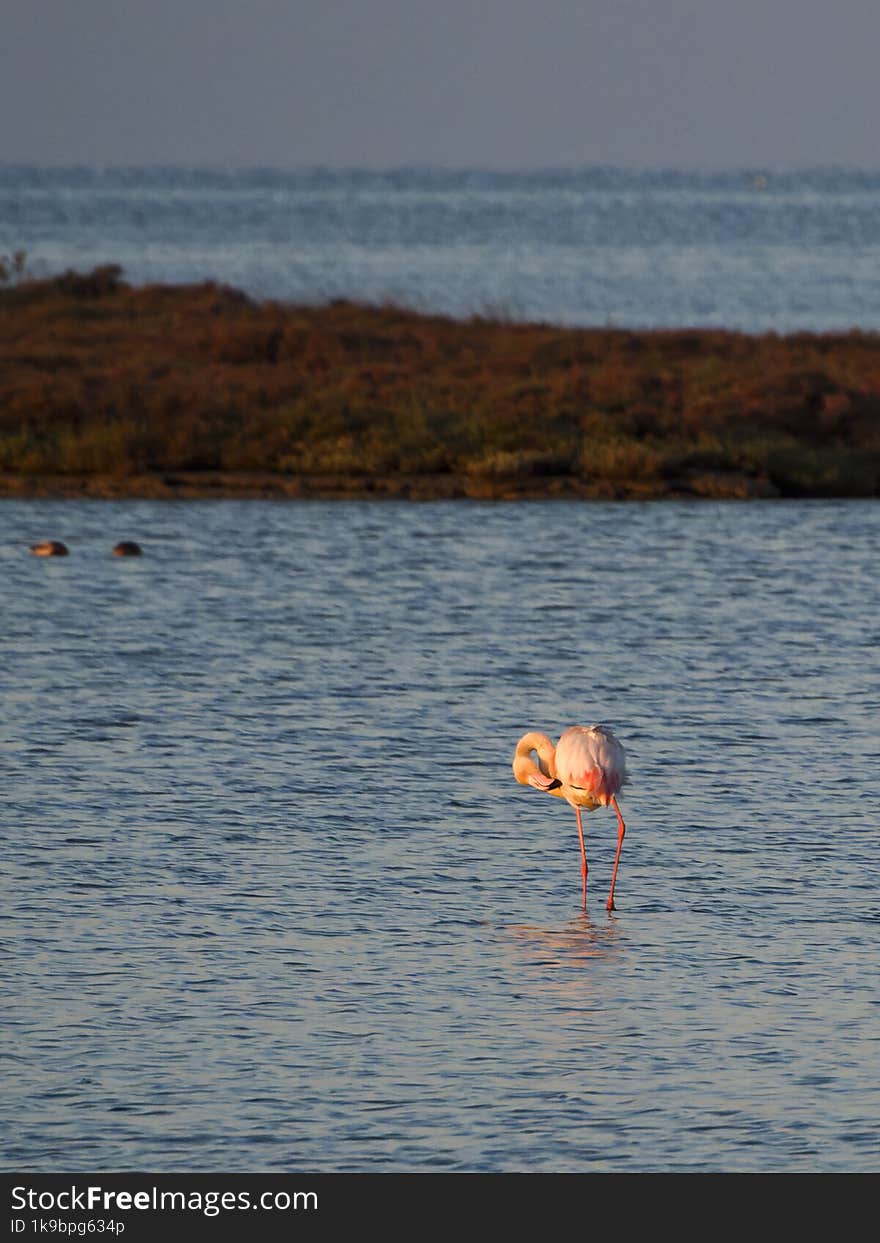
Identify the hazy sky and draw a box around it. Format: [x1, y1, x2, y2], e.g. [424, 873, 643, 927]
[4, 0, 880, 169]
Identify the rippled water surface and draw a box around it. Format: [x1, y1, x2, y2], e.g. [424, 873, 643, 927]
[3, 499, 878, 1171]
[4, 165, 880, 331]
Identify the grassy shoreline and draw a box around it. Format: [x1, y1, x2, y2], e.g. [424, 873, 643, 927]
[1, 265, 879, 499]
[0, 469, 780, 501]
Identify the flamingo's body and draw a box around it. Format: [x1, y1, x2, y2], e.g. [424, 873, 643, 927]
[512, 724, 628, 911]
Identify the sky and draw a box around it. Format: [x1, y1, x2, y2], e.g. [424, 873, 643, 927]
[3, 0, 880, 170]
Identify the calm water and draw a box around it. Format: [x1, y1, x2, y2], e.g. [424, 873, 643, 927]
[2, 498, 878, 1172]
[4, 165, 880, 331]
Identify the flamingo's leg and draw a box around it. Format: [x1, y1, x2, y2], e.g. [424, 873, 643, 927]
[575, 806, 588, 910]
[606, 795, 626, 912]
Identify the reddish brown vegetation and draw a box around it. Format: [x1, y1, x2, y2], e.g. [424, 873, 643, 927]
[1, 266, 879, 498]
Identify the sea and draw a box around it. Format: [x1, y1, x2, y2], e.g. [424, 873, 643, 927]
[1, 166, 879, 1174]
[3, 163, 880, 332]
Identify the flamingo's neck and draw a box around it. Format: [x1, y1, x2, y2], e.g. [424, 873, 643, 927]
[512, 732, 556, 785]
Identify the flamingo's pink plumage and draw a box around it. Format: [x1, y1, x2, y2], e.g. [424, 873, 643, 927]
[512, 724, 628, 911]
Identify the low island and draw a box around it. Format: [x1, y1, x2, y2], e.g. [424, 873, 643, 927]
[1, 263, 878, 499]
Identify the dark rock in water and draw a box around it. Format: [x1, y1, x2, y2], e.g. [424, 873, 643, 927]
[112, 541, 142, 556]
[30, 540, 69, 556]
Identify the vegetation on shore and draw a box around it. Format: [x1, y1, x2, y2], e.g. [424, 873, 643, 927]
[1, 262, 879, 499]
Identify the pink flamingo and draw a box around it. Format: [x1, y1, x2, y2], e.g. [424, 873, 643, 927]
[512, 724, 628, 911]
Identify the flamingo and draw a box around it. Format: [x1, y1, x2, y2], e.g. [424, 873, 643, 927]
[512, 724, 628, 911]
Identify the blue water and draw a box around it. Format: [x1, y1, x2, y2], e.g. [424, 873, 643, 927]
[3, 165, 880, 331]
[2, 498, 879, 1171]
